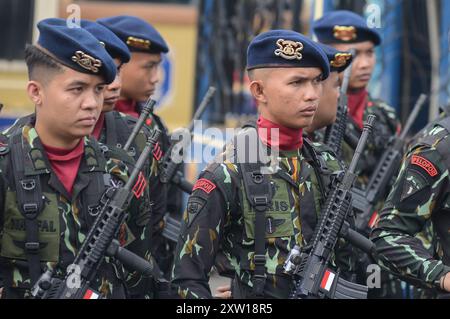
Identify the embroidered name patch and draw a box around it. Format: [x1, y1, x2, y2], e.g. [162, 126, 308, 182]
[411, 155, 438, 177]
[193, 178, 216, 194]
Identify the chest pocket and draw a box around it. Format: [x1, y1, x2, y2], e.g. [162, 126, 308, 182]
[241, 176, 294, 239]
[1, 190, 60, 262]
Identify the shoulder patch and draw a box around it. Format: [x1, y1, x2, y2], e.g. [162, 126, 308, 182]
[152, 142, 163, 161]
[411, 155, 438, 177]
[193, 178, 216, 194]
[186, 196, 207, 228]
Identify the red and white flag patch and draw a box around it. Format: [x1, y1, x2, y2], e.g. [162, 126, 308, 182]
[368, 212, 380, 229]
[320, 269, 336, 292]
[83, 289, 100, 299]
[193, 178, 216, 194]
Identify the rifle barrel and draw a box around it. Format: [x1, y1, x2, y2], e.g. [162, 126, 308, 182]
[123, 97, 156, 152]
[348, 115, 375, 174]
[188, 86, 216, 132]
[399, 94, 427, 140]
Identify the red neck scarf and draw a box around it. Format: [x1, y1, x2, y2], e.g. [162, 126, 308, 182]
[91, 112, 105, 140]
[42, 139, 85, 195]
[257, 115, 303, 151]
[347, 88, 369, 129]
[115, 99, 139, 119]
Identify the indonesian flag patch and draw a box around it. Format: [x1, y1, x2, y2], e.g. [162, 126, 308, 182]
[320, 269, 336, 292]
[83, 289, 100, 299]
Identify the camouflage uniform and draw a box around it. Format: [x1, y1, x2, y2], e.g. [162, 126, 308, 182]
[172, 126, 355, 299]
[342, 96, 400, 186]
[0, 124, 154, 298]
[371, 117, 450, 295]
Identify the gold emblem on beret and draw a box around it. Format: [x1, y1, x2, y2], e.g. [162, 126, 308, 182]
[333, 26, 357, 41]
[330, 53, 352, 68]
[274, 39, 303, 60]
[126, 36, 151, 50]
[71, 51, 102, 73]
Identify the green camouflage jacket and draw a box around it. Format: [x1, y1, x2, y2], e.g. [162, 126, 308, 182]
[371, 118, 450, 290]
[342, 96, 400, 186]
[0, 124, 154, 298]
[172, 127, 355, 299]
[3, 112, 167, 239]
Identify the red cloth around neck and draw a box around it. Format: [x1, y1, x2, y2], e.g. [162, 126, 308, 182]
[347, 89, 369, 129]
[42, 139, 84, 195]
[257, 115, 303, 152]
[115, 99, 139, 119]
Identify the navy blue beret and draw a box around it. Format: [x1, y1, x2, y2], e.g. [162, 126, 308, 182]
[317, 42, 353, 73]
[37, 18, 117, 83]
[80, 20, 130, 64]
[247, 30, 330, 79]
[313, 10, 381, 46]
[97, 15, 169, 54]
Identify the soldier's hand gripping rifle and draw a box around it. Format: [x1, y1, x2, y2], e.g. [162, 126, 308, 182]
[351, 94, 427, 236]
[31, 130, 162, 299]
[159, 86, 216, 194]
[284, 115, 375, 300]
[324, 50, 355, 157]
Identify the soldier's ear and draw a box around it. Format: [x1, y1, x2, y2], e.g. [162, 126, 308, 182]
[249, 80, 267, 104]
[26, 81, 43, 106]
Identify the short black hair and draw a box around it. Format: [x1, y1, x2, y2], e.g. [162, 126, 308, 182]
[24, 44, 64, 82]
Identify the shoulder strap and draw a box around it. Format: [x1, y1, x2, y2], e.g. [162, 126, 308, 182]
[9, 131, 45, 286]
[234, 125, 273, 298]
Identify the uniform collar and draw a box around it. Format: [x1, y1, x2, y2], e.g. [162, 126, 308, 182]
[19, 124, 105, 176]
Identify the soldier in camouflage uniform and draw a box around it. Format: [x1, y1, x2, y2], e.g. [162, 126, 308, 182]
[313, 11, 406, 298]
[0, 19, 154, 298]
[98, 15, 176, 277]
[172, 30, 355, 299]
[371, 114, 450, 296]
[3, 21, 168, 293]
[312, 10, 400, 185]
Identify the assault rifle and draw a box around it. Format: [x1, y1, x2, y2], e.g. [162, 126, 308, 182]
[285, 115, 375, 299]
[351, 94, 427, 235]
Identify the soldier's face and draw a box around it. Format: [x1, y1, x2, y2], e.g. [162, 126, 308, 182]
[252, 67, 323, 129]
[103, 58, 123, 112]
[120, 52, 161, 102]
[333, 41, 376, 90]
[306, 72, 340, 132]
[30, 66, 105, 143]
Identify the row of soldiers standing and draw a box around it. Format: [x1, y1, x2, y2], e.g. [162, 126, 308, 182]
[0, 9, 448, 299]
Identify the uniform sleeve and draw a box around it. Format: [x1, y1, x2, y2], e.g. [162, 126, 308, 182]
[171, 169, 230, 299]
[371, 146, 450, 286]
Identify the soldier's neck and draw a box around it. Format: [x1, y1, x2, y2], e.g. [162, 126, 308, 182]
[34, 120, 82, 150]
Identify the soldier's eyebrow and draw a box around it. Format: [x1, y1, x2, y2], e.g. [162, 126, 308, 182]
[67, 80, 89, 87]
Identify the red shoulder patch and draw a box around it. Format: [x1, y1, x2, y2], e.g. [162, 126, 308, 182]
[152, 142, 163, 161]
[193, 178, 216, 194]
[411, 155, 438, 177]
[145, 118, 152, 126]
[132, 172, 147, 199]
